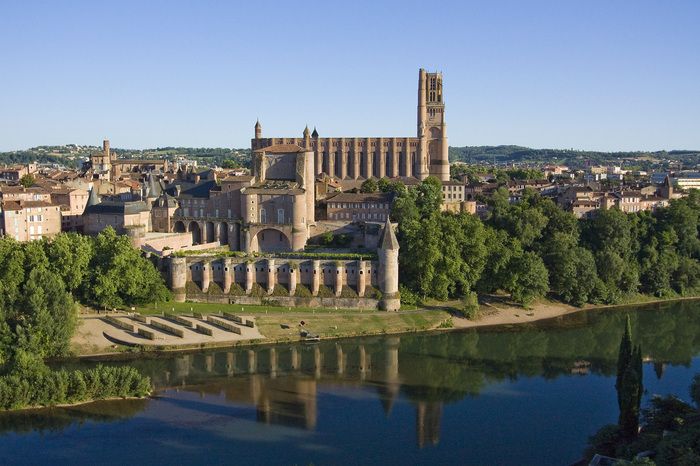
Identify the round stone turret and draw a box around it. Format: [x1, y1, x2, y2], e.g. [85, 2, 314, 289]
[169, 256, 187, 302]
[378, 218, 400, 311]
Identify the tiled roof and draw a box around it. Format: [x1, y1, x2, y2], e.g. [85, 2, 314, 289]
[379, 218, 399, 250]
[1, 200, 58, 211]
[256, 144, 307, 154]
[326, 192, 393, 204]
[164, 180, 219, 199]
[85, 200, 149, 215]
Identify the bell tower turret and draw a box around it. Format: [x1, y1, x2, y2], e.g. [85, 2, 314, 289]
[254, 119, 262, 139]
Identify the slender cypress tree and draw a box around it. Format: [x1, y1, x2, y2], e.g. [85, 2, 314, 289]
[615, 315, 644, 438]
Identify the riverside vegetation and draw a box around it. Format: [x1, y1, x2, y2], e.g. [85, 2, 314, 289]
[0, 227, 167, 410]
[585, 317, 700, 465]
[381, 177, 700, 311]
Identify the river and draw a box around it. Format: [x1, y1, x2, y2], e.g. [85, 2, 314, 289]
[1, 301, 700, 465]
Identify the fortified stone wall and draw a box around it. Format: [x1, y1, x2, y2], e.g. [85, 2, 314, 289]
[166, 255, 391, 310]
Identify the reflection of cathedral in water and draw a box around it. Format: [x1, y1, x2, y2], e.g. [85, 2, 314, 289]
[150, 337, 443, 447]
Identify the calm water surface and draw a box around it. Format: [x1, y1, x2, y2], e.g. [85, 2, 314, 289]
[2, 301, 700, 465]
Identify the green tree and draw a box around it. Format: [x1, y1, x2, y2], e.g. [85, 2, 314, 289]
[489, 192, 548, 248]
[414, 176, 443, 217]
[87, 228, 170, 308]
[461, 291, 480, 319]
[19, 174, 35, 188]
[673, 257, 700, 295]
[221, 159, 241, 169]
[0, 237, 26, 308]
[477, 228, 523, 293]
[360, 178, 378, 193]
[44, 233, 94, 293]
[543, 233, 599, 306]
[690, 374, 700, 408]
[504, 251, 549, 306]
[616, 316, 643, 439]
[19, 268, 76, 358]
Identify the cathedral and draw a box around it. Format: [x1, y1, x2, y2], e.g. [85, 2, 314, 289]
[251, 69, 449, 182]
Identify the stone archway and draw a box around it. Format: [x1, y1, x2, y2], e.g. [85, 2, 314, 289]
[188, 221, 201, 244]
[254, 228, 291, 252]
[205, 221, 215, 243]
[173, 220, 186, 233]
[219, 222, 229, 245]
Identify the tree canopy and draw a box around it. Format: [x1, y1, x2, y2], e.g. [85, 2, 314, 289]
[392, 178, 700, 308]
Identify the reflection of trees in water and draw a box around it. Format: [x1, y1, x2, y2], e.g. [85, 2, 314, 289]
[0, 399, 149, 435]
[15, 301, 698, 447]
[44, 301, 700, 432]
[397, 301, 700, 403]
[70, 301, 700, 406]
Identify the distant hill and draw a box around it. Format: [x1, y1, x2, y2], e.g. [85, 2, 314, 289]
[449, 146, 700, 168]
[2, 143, 697, 171]
[0, 145, 252, 169]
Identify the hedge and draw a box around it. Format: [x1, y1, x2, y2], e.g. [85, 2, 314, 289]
[0, 365, 151, 411]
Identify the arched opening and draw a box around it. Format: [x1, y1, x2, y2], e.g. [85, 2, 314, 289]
[219, 222, 229, 245]
[205, 221, 215, 243]
[255, 228, 291, 252]
[335, 152, 342, 178]
[188, 221, 201, 244]
[428, 127, 442, 166]
[173, 221, 186, 233]
[428, 140, 440, 165]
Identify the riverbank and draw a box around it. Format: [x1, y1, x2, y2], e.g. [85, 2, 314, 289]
[69, 295, 700, 359]
[450, 295, 700, 330]
[1, 395, 147, 414]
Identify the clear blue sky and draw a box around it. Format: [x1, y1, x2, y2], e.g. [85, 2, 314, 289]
[1, 0, 698, 152]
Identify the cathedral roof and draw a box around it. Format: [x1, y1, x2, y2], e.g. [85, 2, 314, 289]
[257, 144, 307, 154]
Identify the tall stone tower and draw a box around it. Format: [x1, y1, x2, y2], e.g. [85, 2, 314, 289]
[90, 139, 114, 181]
[417, 69, 449, 182]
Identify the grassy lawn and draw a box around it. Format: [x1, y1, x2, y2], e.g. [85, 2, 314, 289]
[254, 309, 451, 341]
[134, 301, 383, 316]
[126, 301, 452, 343]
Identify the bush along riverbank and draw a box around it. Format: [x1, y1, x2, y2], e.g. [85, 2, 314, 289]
[0, 361, 151, 411]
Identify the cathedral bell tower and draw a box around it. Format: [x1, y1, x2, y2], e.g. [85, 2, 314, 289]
[417, 69, 449, 181]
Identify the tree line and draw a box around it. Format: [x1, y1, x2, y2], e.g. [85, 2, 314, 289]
[0, 227, 166, 409]
[392, 177, 700, 308]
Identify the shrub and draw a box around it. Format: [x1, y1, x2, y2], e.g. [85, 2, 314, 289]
[399, 284, 420, 306]
[460, 291, 480, 320]
[294, 285, 313, 297]
[0, 365, 151, 411]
